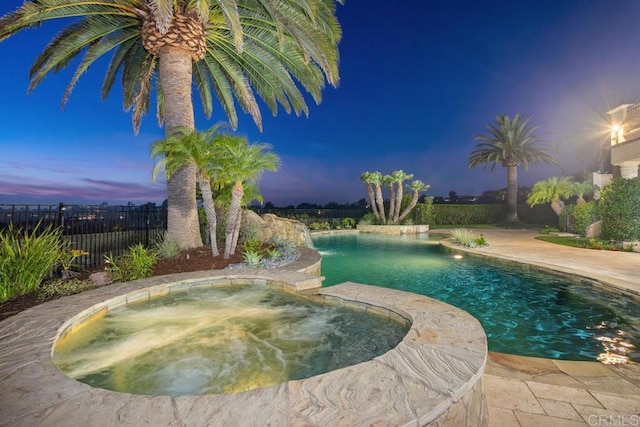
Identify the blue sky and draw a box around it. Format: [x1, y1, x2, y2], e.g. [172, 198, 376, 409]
[1, 1, 640, 206]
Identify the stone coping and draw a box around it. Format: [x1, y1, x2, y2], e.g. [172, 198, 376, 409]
[358, 224, 430, 234]
[439, 236, 640, 302]
[0, 270, 487, 426]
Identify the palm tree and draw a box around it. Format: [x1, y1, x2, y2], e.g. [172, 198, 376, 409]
[0, 0, 342, 249]
[390, 169, 413, 223]
[368, 171, 386, 224]
[397, 180, 430, 222]
[383, 174, 396, 225]
[216, 135, 280, 259]
[526, 176, 574, 216]
[469, 114, 556, 222]
[359, 172, 380, 220]
[572, 181, 595, 204]
[151, 124, 228, 256]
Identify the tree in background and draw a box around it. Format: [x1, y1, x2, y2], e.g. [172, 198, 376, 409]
[469, 114, 555, 222]
[526, 176, 574, 217]
[0, 0, 342, 249]
[359, 170, 429, 224]
[359, 172, 380, 220]
[571, 181, 595, 205]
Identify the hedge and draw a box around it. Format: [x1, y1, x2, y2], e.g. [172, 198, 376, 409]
[599, 177, 640, 240]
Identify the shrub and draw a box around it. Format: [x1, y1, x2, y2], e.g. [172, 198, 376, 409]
[582, 239, 621, 251]
[242, 250, 264, 267]
[599, 178, 640, 240]
[153, 232, 180, 259]
[308, 221, 330, 231]
[241, 238, 263, 254]
[540, 226, 559, 234]
[449, 228, 488, 248]
[0, 223, 64, 303]
[413, 198, 434, 225]
[558, 204, 574, 232]
[330, 218, 342, 229]
[105, 244, 157, 282]
[571, 201, 599, 237]
[474, 234, 487, 246]
[37, 279, 95, 302]
[341, 217, 356, 229]
[431, 205, 504, 225]
[358, 213, 378, 225]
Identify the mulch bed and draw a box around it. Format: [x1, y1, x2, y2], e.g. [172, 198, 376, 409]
[0, 246, 244, 322]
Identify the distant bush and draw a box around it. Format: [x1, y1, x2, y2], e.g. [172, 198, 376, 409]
[0, 223, 64, 303]
[413, 198, 434, 225]
[357, 213, 378, 226]
[599, 178, 640, 240]
[431, 205, 504, 225]
[341, 217, 356, 229]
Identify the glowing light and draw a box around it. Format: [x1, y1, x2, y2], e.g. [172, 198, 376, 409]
[453, 254, 463, 260]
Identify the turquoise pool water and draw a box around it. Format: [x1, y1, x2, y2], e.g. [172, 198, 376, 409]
[313, 233, 640, 363]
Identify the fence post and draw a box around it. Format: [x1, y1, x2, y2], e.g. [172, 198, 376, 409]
[145, 204, 150, 247]
[58, 202, 66, 232]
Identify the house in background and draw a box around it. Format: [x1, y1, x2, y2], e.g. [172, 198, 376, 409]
[592, 103, 640, 189]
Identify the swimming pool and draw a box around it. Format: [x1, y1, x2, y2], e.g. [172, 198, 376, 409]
[313, 233, 640, 363]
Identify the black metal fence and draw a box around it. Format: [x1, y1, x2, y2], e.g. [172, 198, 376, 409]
[0, 204, 167, 270]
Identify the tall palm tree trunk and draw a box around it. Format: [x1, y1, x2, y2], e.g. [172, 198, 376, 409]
[393, 183, 404, 222]
[366, 184, 379, 218]
[387, 184, 396, 225]
[506, 164, 519, 222]
[397, 191, 420, 222]
[159, 46, 203, 249]
[198, 177, 219, 256]
[374, 184, 386, 224]
[224, 182, 244, 259]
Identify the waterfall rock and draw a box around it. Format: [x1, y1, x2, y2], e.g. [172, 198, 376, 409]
[243, 211, 313, 248]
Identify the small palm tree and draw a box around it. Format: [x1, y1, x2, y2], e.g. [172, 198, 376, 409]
[151, 124, 227, 256]
[469, 114, 556, 222]
[526, 176, 574, 216]
[216, 136, 280, 259]
[572, 181, 595, 204]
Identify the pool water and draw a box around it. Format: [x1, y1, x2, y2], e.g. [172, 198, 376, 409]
[53, 285, 407, 396]
[314, 233, 640, 363]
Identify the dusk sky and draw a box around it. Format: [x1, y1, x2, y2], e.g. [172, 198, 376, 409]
[2, 1, 640, 207]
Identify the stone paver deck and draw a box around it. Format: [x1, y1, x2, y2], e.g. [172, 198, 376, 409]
[440, 229, 640, 426]
[0, 268, 488, 426]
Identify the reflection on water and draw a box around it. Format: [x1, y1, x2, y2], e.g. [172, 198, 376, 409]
[314, 233, 640, 363]
[54, 286, 407, 396]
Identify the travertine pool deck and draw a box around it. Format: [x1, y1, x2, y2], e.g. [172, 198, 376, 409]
[440, 228, 640, 426]
[2, 228, 640, 426]
[0, 268, 487, 426]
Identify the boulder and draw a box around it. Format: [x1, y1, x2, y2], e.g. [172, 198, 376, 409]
[242, 211, 312, 247]
[585, 220, 602, 239]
